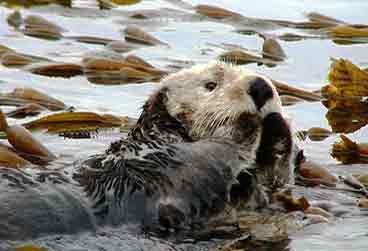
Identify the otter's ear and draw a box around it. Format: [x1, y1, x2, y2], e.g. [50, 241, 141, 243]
[143, 87, 169, 114]
[256, 112, 292, 166]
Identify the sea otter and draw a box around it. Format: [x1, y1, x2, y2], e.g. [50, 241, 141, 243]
[0, 62, 294, 240]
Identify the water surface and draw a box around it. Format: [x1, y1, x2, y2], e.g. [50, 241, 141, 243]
[0, 0, 368, 250]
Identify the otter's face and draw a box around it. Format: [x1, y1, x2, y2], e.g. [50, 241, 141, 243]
[161, 62, 282, 140]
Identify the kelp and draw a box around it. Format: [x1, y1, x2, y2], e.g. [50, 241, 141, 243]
[0, 44, 15, 56]
[272, 79, 322, 102]
[6, 10, 22, 28]
[0, 45, 86, 78]
[110, 0, 140, 4]
[0, 87, 66, 111]
[358, 199, 368, 208]
[323, 58, 368, 133]
[23, 15, 65, 40]
[342, 174, 366, 190]
[105, 40, 141, 53]
[280, 95, 305, 106]
[6, 103, 46, 118]
[25, 62, 84, 78]
[194, 4, 242, 19]
[353, 174, 368, 187]
[305, 12, 345, 26]
[326, 58, 368, 97]
[82, 55, 167, 84]
[332, 135, 368, 164]
[325, 107, 368, 133]
[0, 143, 32, 168]
[1, 51, 49, 67]
[0, 109, 56, 163]
[272, 190, 310, 212]
[124, 25, 168, 46]
[297, 161, 338, 187]
[0, 0, 69, 7]
[304, 207, 332, 219]
[23, 111, 128, 134]
[306, 127, 333, 141]
[218, 49, 264, 65]
[328, 25, 368, 39]
[216, 38, 286, 67]
[66, 35, 115, 45]
[278, 33, 306, 42]
[261, 37, 286, 62]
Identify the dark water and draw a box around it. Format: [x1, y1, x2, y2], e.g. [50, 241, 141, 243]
[0, 0, 368, 250]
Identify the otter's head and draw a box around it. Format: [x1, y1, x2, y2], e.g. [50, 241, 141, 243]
[163, 62, 282, 138]
[136, 62, 282, 140]
[134, 62, 293, 185]
[163, 62, 293, 185]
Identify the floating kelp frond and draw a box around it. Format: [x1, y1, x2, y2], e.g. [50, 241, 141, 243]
[326, 58, 368, 96]
[124, 25, 168, 46]
[23, 111, 129, 134]
[6, 10, 22, 28]
[272, 190, 310, 212]
[0, 87, 66, 111]
[6, 103, 46, 119]
[261, 37, 286, 62]
[109, 0, 140, 4]
[82, 55, 167, 84]
[272, 79, 322, 102]
[332, 135, 368, 164]
[0, 109, 56, 162]
[65, 35, 115, 45]
[297, 161, 338, 187]
[0, 144, 32, 168]
[325, 107, 368, 133]
[1, 51, 48, 67]
[328, 25, 368, 39]
[280, 95, 305, 106]
[105, 40, 141, 53]
[194, 4, 242, 19]
[306, 127, 333, 141]
[25, 62, 84, 78]
[323, 58, 368, 133]
[218, 49, 264, 65]
[0, 44, 15, 56]
[1, 0, 69, 8]
[305, 12, 345, 26]
[23, 15, 66, 40]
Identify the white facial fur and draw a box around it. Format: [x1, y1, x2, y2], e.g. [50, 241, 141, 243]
[161, 61, 283, 138]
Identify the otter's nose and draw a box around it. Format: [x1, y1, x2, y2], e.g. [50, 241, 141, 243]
[247, 77, 274, 110]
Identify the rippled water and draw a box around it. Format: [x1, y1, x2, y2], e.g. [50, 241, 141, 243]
[0, 0, 368, 250]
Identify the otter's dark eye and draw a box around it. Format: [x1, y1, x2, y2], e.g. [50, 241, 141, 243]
[204, 81, 217, 91]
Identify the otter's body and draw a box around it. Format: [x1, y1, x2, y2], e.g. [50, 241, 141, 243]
[0, 62, 294, 240]
[79, 139, 240, 229]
